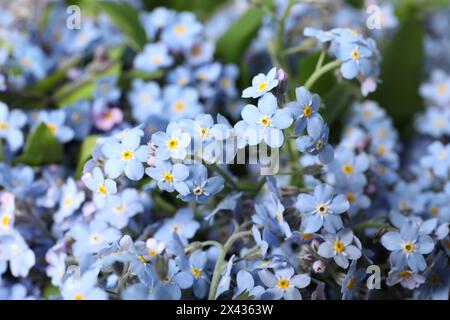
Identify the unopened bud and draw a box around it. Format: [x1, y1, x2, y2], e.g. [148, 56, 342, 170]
[312, 260, 326, 273]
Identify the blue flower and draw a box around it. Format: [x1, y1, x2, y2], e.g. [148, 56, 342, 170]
[234, 270, 265, 299]
[296, 116, 334, 164]
[64, 100, 92, 140]
[61, 268, 107, 300]
[134, 42, 173, 73]
[152, 121, 191, 160]
[337, 43, 373, 79]
[242, 67, 278, 98]
[328, 147, 370, 187]
[102, 130, 149, 180]
[161, 12, 202, 51]
[71, 219, 121, 256]
[54, 177, 85, 223]
[177, 165, 224, 204]
[82, 167, 119, 208]
[286, 86, 321, 134]
[381, 221, 435, 272]
[0, 102, 26, 152]
[128, 79, 163, 123]
[145, 160, 189, 195]
[154, 208, 200, 245]
[419, 69, 450, 108]
[259, 267, 311, 300]
[177, 250, 210, 298]
[341, 260, 366, 300]
[163, 85, 202, 121]
[386, 268, 425, 290]
[93, 76, 121, 103]
[241, 93, 292, 148]
[296, 184, 349, 233]
[415, 252, 449, 300]
[37, 110, 75, 143]
[420, 141, 450, 178]
[0, 231, 35, 277]
[318, 228, 362, 269]
[96, 188, 143, 229]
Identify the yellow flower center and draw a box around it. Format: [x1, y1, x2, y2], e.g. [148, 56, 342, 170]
[303, 105, 312, 117]
[346, 192, 355, 203]
[137, 255, 147, 264]
[73, 293, 84, 300]
[275, 211, 282, 221]
[98, 185, 107, 195]
[400, 271, 411, 279]
[173, 101, 185, 113]
[402, 242, 415, 254]
[174, 24, 186, 35]
[259, 116, 271, 128]
[433, 119, 444, 128]
[376, 146, 385, 156]
[258, 82, 268, 91]
[151, 55, 161, 65]
[302, 233, 313, 239]
[428, 274, 440, 286]
[163, 172, 173, 183]
[430, 206, 439, 216]
[167, 139, 178, 150]
[148, 249, 157, 258]
[121, 150, 133, 160]
[341, 164, 353, 175]
[277, 278, 290, 289]
[63, 196, 72, 207]
[90, 234, 102, 244]
[333, 240, 345, 253]
[114, 205, 125, 214]
[0, 122, 8, 130]
[351, 49, 361, 60]
[346, 277, 355, 289]
[171, 224, 181, 233]
[437, 83, 447, 95]
[199, 127, 209, 138]
[1, 215, 11, 228]
[47, 123, 57, 135]
[191, 267, 202, 279]
[21, 57, 32, 68]
[221, 78, 230, 88]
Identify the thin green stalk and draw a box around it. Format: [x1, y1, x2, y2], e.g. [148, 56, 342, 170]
[184, 240, 223, 254]
[208, 230, 253, 300]
[304, 60, 341, 90]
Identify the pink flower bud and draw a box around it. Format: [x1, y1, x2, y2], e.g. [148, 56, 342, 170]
[313, 260, 326, 273]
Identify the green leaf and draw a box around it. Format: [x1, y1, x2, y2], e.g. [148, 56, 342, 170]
[215, 6, 267, 64]
[14, 123, 63, 166]
[371, 11, 424, 131]
[42, 282, 60, 299]
[54, 62, 122, 107]
[74, 135, 98, 179]
[94, 1, 147, 51]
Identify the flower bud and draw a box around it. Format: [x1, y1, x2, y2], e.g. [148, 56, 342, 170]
[312, 260, 326, 273]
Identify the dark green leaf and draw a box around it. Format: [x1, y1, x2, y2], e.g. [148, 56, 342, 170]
[14, 123, 63, 166]
[215, 6, 267, 64]
[74, 135, 98, 179]
[94, 2, 147, 51]
[371, 12, 424, 130]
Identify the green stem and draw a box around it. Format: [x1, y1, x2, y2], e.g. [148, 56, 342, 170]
[184, 240, 223, 254]
[276, 0, 295, 70]
[208, 230, 253, 300]
[304, 60, 341, 90]
[248, 176, 267, 198]
[315, 50, 326, 71]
